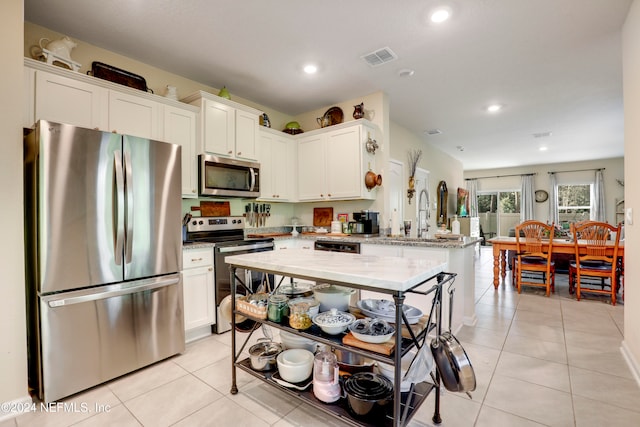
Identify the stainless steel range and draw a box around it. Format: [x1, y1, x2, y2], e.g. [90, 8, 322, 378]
[184, 216, 274, 333]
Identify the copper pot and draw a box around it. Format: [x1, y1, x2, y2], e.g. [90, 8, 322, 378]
[364, 171, 382, 191]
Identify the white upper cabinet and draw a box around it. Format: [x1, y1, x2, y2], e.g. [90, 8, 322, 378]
[25, 59, 199, 199]
[108, 90, 160, 139]
[297, 120, 378, 202]
[163, 105, 199, 198]
[33, 68, 108, 130]
[183, 91, 262, 161]
[259, 128, 296, 201]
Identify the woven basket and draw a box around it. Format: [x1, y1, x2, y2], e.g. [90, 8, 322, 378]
[236, 294, 268, 319]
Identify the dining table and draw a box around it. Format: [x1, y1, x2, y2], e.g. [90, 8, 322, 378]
[487, 236, 624, 288]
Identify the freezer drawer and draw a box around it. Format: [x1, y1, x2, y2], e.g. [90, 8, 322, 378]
[36, 274, 185, 402]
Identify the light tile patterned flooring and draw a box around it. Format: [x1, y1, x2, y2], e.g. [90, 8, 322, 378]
[3, 246, 639, 426]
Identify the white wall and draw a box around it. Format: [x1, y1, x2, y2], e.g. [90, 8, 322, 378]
[1, 0, 29, 408]
[622, 0, 640, 384]
[465, 157, 624, 227]
[390, 121, 465, 233]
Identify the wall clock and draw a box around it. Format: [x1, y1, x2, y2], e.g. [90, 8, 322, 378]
[535, 190, 549, 203]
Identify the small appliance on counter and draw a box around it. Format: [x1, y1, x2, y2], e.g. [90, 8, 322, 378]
[313, 350, 341, 403]
[350, 210, 380, 237]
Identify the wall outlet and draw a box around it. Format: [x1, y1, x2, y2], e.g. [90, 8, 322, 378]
[626, 207, 633, 225]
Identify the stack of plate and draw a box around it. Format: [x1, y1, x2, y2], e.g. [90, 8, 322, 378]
[356, 299, 423, 324]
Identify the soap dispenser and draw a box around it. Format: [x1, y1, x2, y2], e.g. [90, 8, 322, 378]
[452, 215, 461, 235]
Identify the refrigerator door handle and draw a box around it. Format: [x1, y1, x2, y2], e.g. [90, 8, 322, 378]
[46, 275, 181, 307]
[113, 150, 125, 265]
[124, 150, 134, 264]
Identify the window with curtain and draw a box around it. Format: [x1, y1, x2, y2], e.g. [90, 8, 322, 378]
[557, 184, 591, 227]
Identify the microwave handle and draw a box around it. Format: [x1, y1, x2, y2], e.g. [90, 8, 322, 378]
[249, 168, 257, 191]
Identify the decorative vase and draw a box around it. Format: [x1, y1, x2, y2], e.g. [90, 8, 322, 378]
[353, 102, 364, 119]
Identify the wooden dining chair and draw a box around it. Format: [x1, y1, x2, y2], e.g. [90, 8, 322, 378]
[514, 221, 556, 296]
[569, 221, 622, 305]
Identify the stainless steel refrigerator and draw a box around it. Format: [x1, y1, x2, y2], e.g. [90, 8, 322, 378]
[24, 120, 185, 403]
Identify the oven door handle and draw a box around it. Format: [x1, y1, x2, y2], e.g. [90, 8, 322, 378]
[217, 242, 274, 253]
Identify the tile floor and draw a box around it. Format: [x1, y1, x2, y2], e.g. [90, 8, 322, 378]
[4, 246, 639, 427]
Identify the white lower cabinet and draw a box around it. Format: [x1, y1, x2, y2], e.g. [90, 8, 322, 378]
[182, 247, 215, 340]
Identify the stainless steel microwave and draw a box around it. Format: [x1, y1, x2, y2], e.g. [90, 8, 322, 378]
[198, 154, 260, 198]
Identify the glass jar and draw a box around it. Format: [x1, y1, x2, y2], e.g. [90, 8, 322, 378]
[288, 301, 312, 330]
[267, 294, 289, 323]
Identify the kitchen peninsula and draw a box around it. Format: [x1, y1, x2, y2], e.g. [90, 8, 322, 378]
[224, 249, 453, 427]
[264, 234, 481, 330]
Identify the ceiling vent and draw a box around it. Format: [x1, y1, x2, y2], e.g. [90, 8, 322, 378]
[424, 129, 442, 136]
[361, 47, 398, 67]
[533, 131, 552, 138]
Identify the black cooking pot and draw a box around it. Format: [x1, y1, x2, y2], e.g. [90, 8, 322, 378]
[343, 372, 393, 418]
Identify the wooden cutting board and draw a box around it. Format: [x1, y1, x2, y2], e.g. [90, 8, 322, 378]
[342, 332, 395, 355]
[247, 233, 292, 238]
[313, 207, 334, 226]
[199, 201, 230, 217]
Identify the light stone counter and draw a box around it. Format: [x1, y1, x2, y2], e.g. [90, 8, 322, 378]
[224, 249, 448, 293]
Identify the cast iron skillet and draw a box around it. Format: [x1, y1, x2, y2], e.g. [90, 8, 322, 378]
[430, 289, 476, 396]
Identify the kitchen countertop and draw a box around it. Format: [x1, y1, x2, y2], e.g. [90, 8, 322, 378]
[279, 233, 481, 249]
[182, 233, 481, 250]
[224, 249, 447, 292]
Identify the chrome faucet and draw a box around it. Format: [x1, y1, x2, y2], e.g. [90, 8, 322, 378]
[418, 189, 430, 238]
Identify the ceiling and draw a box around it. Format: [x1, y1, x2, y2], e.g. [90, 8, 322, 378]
[24, 0, 632, 171]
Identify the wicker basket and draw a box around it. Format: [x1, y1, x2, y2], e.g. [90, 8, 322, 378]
[236, 293, 268, 319]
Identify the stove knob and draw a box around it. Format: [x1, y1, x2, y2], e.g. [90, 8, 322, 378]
[191, 220, 197, 225]
[237, 219, 242, 224]
[198, 220, 204, 225]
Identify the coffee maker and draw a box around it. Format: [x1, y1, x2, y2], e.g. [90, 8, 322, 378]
[351, 210, 379, 236]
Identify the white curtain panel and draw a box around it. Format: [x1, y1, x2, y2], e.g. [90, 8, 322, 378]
[521, 175, 535, 222]
[592, 169, 606, 221]
[549, 173, 559, 225]
[466, 179, 478, 217]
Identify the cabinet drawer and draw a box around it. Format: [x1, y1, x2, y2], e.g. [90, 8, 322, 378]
[182, 248, 214, 269]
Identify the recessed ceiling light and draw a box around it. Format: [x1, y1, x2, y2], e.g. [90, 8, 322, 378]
[486, 104, 503, 113]
[303, 64, 317, 74]
[398, 68, 415, 77]
[430, 8, 451, 23]
[539, 146, 548, 151]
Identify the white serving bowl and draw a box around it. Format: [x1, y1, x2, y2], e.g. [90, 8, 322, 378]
[276, 349, 314, 383]
[376, 350, 417, 392]
[312, 308, 355, 335]
[279, 330, 317, 353]
[349, 318, 395, 344]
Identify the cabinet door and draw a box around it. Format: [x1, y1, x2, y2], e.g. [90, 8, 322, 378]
[164, 105, 198, 197]
[24, 67, 35, 128]
[297, 134, 326, 201]
[235, 109, 258, 160]
[258, 131, 276, 200]
[202, 99, 234, 156]
[182, 266, 215, 331]
[34, 70, 108, 130]
[326, 126, 361, 199]
[108, 91, 160, 139]
[273, 137, 296, 201]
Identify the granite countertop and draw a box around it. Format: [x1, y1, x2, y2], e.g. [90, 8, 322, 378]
[182, 232, 481, 250]
[286, 234, 481, 249]
[224, 249, 447, 292]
